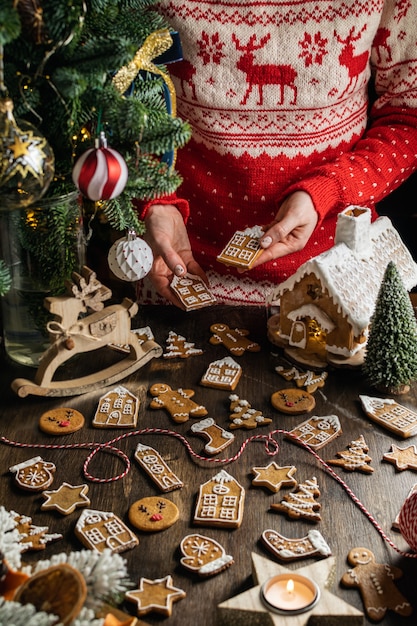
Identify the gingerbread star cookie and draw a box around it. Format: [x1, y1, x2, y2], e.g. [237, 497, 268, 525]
[125, 575, 186, 617]
[383, 444, 417, 471]
[41, 482, 90, 515]
[251, 462, 297, 493]
[270, 388, 316, 414]
[39, 407, 85, 435]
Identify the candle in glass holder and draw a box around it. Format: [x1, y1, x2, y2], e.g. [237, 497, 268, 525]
[261, 573, 320, 615]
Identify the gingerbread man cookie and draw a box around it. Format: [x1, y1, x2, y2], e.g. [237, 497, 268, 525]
[190, 417, 235, 455]
[149, 383, 208, 423]
[341, 547, 412, 621]
[209, 323, 260, 356]
[383, 444, 417, 471]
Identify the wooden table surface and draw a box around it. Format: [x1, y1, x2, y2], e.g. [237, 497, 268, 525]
[1, 304, 417, 626]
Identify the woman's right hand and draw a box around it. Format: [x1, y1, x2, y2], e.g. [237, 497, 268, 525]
[144, 204, 207, 307]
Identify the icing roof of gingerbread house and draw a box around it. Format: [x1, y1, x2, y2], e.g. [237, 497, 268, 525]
[272, 210, 417, 336]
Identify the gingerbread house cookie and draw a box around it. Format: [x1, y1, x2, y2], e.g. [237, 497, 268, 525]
[170, 272, 216, 310]
[134, 443, 183, 492]
[194, 470, 245, 529]
[360, 395, 417, 438]
[286, 414, 342, 449]
[93, 385, 139, 428]
[75, 509, 138, 553]
[200, 357, 242, 390]
[217, 225, 264, 269]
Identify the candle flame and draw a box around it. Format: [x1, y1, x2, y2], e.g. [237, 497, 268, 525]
[286, 579, 294, 594]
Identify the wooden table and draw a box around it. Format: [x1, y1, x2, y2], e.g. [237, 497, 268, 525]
[1, 304, 417, 626]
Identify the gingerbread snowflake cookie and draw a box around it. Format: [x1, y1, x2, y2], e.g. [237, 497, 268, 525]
[180, 533, 234, 577]
[341, 547, 412, 621]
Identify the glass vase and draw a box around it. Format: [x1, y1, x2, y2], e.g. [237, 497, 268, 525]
[0, 190, 86, 366]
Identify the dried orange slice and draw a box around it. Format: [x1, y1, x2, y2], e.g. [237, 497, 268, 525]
[14, 563, 86, 625]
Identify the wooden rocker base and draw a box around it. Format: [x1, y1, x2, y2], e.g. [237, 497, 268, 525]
[12, 340, 162, 398]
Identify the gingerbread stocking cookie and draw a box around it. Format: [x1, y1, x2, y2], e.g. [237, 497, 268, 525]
[341, 547, 412, 622]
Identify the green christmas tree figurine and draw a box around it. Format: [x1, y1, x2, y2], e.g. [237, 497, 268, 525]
[363, 261, 417, 395]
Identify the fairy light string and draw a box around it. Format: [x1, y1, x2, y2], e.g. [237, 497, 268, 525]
[1, 427, 416, 559]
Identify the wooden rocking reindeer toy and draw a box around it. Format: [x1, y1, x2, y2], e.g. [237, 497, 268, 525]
[12, 266, 162, 397]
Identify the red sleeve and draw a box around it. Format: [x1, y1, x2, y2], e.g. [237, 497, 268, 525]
[277, 105, 417, 223]
[276, 3, 417, 223]
[133, 194, 190, 222]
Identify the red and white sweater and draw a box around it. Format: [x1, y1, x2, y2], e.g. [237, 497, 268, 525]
[149, 0, 417, 304]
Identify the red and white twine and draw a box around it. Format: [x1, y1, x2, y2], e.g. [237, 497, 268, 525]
[1, 428, 416, 559]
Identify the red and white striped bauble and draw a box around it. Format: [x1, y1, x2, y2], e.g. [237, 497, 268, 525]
[72, 131, 128, 201]
[398, 490, 417, 552]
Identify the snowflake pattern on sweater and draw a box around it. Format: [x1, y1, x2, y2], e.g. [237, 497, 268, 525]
[151, 0, 417, 303]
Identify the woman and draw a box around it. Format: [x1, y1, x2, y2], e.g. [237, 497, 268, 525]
[139, 0, 417, 306]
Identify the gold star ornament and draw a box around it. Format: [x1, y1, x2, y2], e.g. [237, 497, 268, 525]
[218, 553, 363, 625]
[0, 97, 54, 207]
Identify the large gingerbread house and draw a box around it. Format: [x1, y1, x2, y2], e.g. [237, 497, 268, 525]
[268, 206, 417, 367]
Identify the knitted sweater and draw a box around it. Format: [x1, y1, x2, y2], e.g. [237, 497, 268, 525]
[149, 0, 417, 304]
